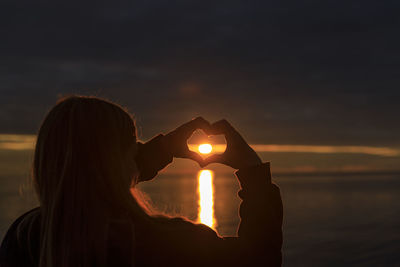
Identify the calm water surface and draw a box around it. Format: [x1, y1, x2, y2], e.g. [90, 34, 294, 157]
[1, 169, 399, 266]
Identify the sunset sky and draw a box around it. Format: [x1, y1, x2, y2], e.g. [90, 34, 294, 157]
[1, 1, 399, 149]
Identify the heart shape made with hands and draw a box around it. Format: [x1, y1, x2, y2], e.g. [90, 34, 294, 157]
[187, 129, 227, 159]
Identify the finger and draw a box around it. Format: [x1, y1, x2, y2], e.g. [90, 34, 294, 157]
[181, 117, 211, 138]
[185, 150, 205, 166]
[209, 119, 233, 134]
[202, 153, 227, 167]
[206, 119, 239, 142]
[187, 116, 211, 131]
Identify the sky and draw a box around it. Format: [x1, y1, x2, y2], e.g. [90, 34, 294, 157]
[1, 0, 399, 147]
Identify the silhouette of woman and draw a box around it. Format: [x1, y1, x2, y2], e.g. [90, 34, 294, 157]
[0, 95, 283, 267]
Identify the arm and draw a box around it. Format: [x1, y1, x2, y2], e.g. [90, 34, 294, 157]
[161, 162, 283, 267]
[233, 162, 283, 266]
[199, 119, 283, 266]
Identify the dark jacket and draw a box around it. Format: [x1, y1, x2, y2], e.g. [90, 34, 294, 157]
[0, 136, 283, 267]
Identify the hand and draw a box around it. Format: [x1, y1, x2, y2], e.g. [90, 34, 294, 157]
[164, 116, 211, 166]
[135, 117, 210, 183]
[202, 119, 262, 169]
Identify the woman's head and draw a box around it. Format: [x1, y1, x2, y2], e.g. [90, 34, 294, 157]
[33, 95, 143, 267]
[34, 95, 139, 206]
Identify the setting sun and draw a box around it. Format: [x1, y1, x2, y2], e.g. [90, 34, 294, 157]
[198, 143, 212, 154]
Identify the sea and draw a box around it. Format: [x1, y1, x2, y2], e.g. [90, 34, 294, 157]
[1, 149, 400, 266]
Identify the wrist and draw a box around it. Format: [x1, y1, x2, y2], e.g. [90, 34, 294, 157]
[235, 162, 272, 189]
[136, 134, 173, 182]
[237, 156, 262, 170]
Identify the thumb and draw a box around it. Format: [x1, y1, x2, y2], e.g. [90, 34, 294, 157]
[185, 150, 205, 167]
[202, 153, 227, 168]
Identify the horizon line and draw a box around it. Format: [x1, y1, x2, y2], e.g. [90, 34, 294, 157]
[0, 134, 399, 157]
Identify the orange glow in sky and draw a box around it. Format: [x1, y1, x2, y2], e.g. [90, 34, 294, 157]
[198, 170, 215, 228]
[198, 143, 213, 154]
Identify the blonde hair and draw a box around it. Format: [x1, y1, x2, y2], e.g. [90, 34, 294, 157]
[33, 95, 152, 267]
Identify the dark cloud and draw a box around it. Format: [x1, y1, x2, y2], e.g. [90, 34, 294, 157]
[1, 1, 399, 146]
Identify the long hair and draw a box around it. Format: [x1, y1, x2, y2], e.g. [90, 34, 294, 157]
[33, 95, 152, 267]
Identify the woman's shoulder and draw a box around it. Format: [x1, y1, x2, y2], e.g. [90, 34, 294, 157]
[0, 207, 41, 266]
[2, 207, 40, 241]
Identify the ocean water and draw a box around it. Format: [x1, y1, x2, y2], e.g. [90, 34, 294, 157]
[1, 151, 399, 266]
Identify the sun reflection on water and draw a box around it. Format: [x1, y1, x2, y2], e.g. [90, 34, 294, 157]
[198, 170, 216, 228]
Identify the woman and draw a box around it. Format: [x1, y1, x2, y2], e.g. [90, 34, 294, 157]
[0, 95, 283, 267]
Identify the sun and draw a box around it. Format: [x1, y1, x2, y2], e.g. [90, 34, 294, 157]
[198, 143, 213, 154]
